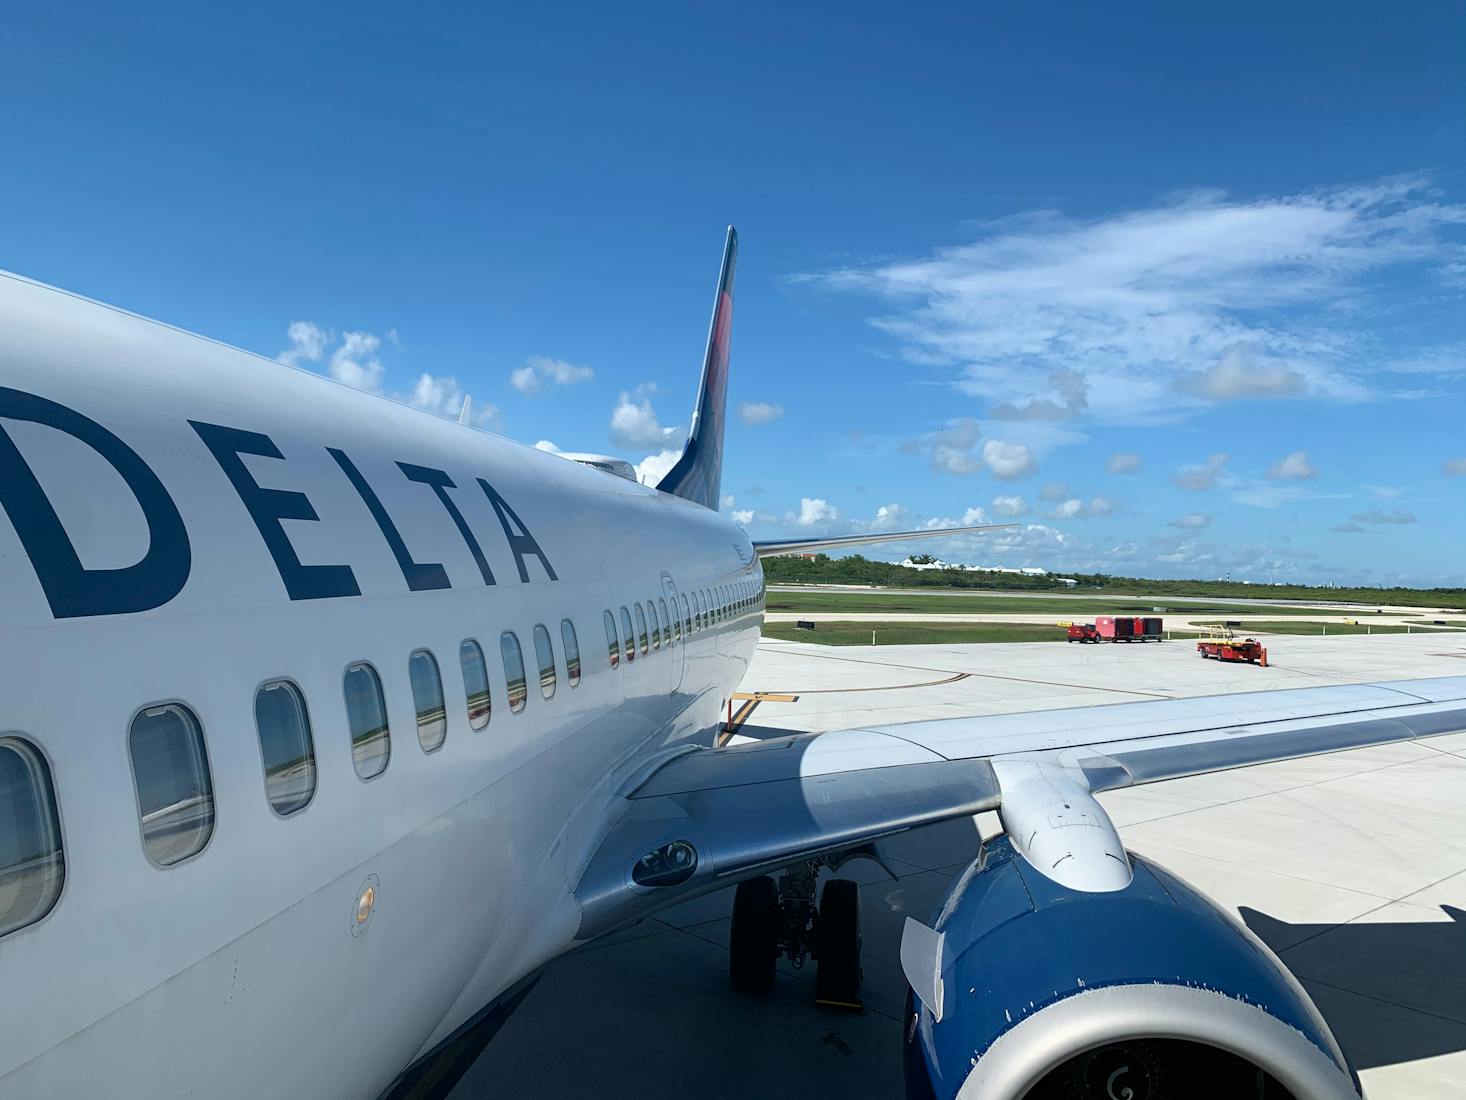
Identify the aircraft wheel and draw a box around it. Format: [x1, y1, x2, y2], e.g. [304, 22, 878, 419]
[816, 878, 862, 1007]
[730, 876, 779, 993]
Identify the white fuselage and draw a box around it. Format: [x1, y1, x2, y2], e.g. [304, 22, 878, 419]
[0, 271, 762, 1098]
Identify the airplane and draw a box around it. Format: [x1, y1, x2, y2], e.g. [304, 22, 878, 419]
[1, 227, 1463, 1100]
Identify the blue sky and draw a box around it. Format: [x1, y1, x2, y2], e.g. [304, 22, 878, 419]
[3, 3, 1464, 584]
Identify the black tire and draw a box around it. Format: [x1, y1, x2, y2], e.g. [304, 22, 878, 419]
[816, 878, 862, 1006]
[730, 876, 779, 993]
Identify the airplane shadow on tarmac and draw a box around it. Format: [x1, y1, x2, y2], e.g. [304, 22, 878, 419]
[1242, 905, 1466, 1071]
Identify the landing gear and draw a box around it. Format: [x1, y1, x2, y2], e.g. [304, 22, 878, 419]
[728, 863, 863, 1008]
[729, 876, 779, 993]
[815, 878, 862, 1008]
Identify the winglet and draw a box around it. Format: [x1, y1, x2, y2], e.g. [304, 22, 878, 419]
[656, 226, 737, 509]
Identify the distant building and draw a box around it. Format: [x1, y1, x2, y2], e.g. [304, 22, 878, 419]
[897, 557, 1064, 580]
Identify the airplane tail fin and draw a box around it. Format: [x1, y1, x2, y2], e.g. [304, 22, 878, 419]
[655, 226, 737, 510]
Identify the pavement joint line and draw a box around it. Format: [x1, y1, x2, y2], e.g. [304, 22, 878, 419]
[750, 671, 972, 697]
[758, 646, 1176, 700]
[1113, 750, 1465, 837]
[1298, 976, 1466, 1029]
[1408, 739, 1466, 765]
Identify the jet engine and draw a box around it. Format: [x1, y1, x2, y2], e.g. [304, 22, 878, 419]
[901, 836, 1361, 1100]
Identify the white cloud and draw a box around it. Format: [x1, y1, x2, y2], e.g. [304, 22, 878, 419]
[403, 373, 501, 430]
[982, 439, 1036, 480]
[797, 498, 839, 526]
[869, 503, 908, 531]
[808, 177, 1466, 424]
[406, 373, 463, 416]
[276, 322, 501, 429]
[611, 391, 684, 449]
[1050, 499, 1084, 519]
[1106, 452, 1143, 475]
[731, 509, 756, 525]
[1266, 450, 1317, 480]
[1351, 508, 1417, 525]
[1444, 458, 1466, 476]
[737, 401, 785, 426]
[1384, 342, 1466, 377]
[530, 355, 594, 386]
[1182, 344, 1305, 400]
[1048, 496, 1116, 520]
[533, 440, 561, 453]
[328, 331, 385, 392]
[1040, 481, 1069, 501]
[634, 449, 681, 486]
[991, 495, 1027, 517]
[721, 494, 736, 509]
[1332, 522, 1367, 534]
[513, 355, 594, 396]
[929, 418, 984, 475]
[509, 366, 541, 396]
[279, 321, 329, 367]
[989, 367, 1088, 420]
[1173, 453, 1230, 492]
[1170, 512, 1212, 529]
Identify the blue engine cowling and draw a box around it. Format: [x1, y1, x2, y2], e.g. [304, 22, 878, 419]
[903, 836, 1362, 1100]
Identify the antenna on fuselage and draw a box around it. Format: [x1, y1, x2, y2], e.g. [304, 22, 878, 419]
[458, 395, 472, 425]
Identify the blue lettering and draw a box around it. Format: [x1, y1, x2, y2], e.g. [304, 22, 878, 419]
[477, 477, 557, 582]
[0, 388, 191, 618]
[330, 448, 449, 592]
[398, 463, 495, 586]
[191, 421, 360, 601]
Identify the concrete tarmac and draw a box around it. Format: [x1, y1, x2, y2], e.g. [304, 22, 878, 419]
[451, 632, 1466, 1100]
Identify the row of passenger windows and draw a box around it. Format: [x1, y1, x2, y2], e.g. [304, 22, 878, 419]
[0, 617, 584, 937]
[0, 578, 764, 940]
[601, 577, 764, 669]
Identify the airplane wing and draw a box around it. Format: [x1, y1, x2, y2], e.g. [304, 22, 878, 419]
[751, 523, 1017, 558]
[573, 675, 1466, 937]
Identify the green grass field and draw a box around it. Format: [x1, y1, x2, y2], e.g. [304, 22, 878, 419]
[766, 590, 1329, 618]
[1188, 620, 1459, 636]
[762, 620, 1068, 645]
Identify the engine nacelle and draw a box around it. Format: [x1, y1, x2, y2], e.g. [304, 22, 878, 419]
[902, 836, 1361, 1100]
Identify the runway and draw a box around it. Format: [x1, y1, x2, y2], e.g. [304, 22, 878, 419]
[451, 632, 1466, 1100]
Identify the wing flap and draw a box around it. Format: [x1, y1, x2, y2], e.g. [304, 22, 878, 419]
[571, 676, 1466, 940]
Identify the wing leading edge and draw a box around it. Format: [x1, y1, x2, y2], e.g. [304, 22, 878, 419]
[752, 522, 1018, 559]
[573, 676, 1466, 938]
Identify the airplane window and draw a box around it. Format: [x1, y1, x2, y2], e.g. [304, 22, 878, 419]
[343, 663, 391, 781]
[695, 591, 704, 630]
[562, 619, 582, 686]
[409, 650, 448, 753]
[254, 680, 317, 816]
[501, 632, 528, 713]
[648, 600, 661, 650]
[128, 703, 216, 866]
[533, 624, 557, 699]
[620, 607, 635, 662]
[460, 639, 492, 729]
[669, 598, 681, 641]
[681, 594, 691, 636]
[0, 736, 65, 938]
[659, 598, 673, 644]
[634, 604, 649, 655]
[603, 611, 619, 669]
